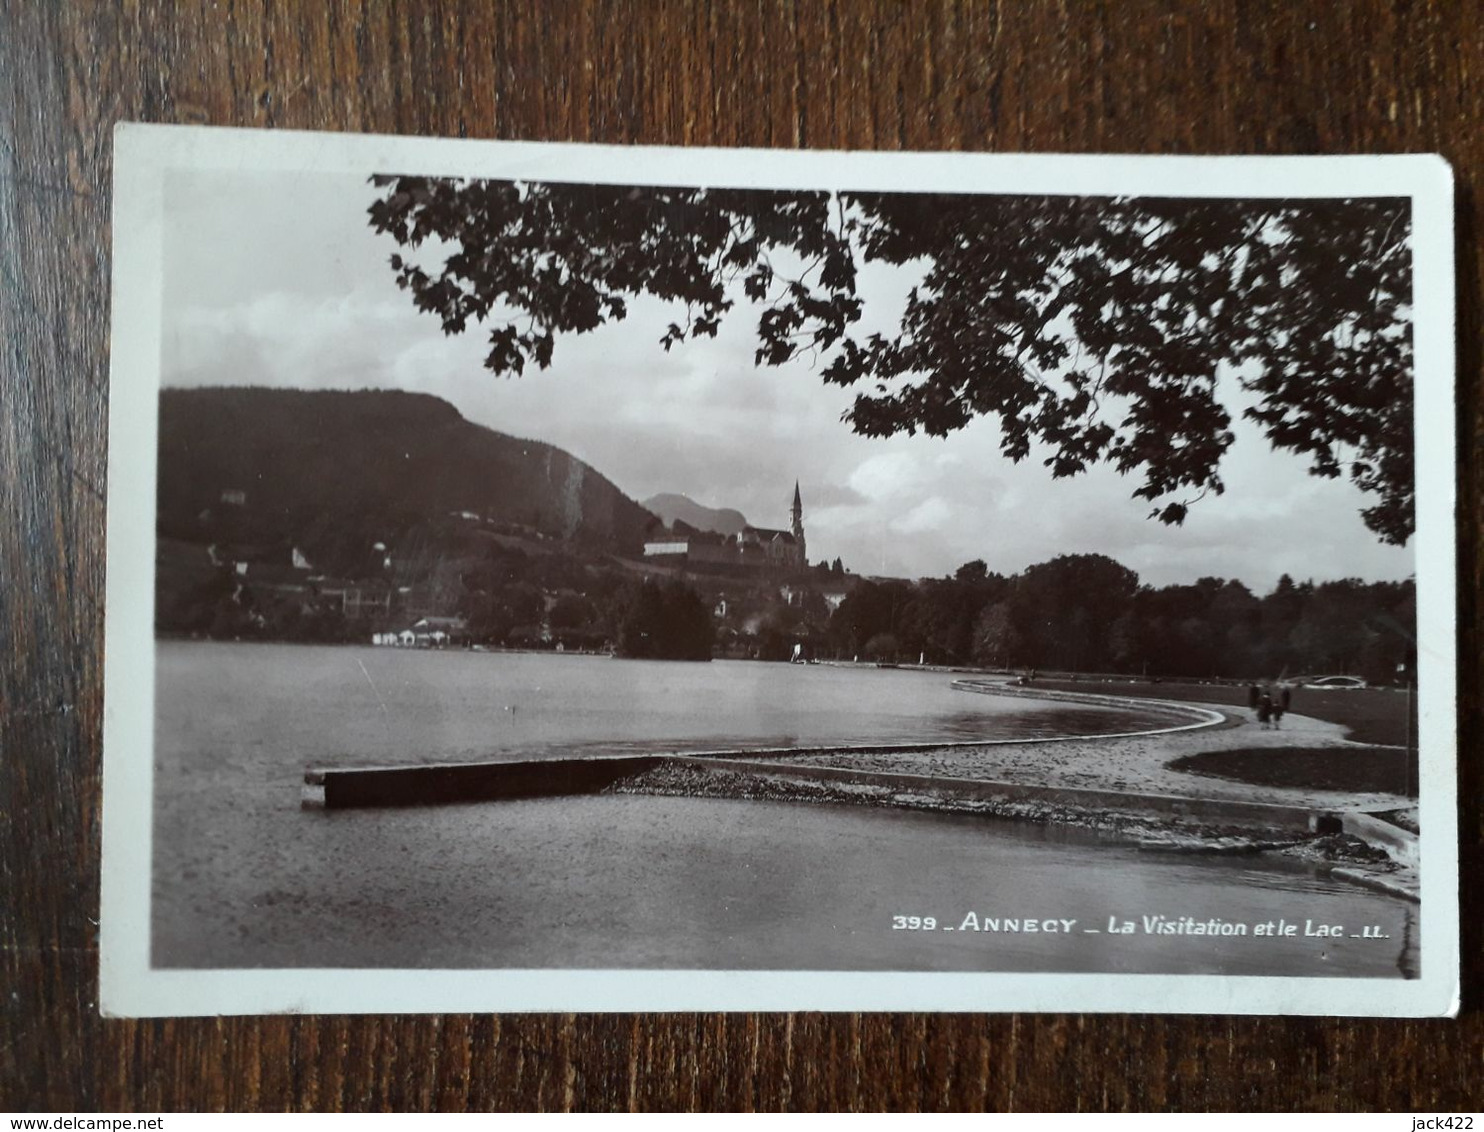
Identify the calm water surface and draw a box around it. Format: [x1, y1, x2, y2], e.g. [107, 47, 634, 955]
[151, 641, 1417, 975]
[156, 641, 1174, 767]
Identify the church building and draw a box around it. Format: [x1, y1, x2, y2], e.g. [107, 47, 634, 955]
[735, 482, 807, 571]
[644, 482, 808, 573]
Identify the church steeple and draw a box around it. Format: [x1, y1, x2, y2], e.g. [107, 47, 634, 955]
[791, 481, 806, 564]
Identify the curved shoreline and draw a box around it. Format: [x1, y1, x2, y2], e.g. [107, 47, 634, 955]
[950, 677, 1228, 739]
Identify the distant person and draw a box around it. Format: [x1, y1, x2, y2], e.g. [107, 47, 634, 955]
[1269, 684, 1286, 730]
[1247, 684, 1261, 718]
[1257, 692, 1274, 729]
[1280, 683, 1293, 713]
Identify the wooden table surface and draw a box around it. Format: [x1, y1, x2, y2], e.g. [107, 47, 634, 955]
[2, 0, 1479, 1112]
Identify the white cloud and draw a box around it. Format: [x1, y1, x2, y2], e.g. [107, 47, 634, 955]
[890, 496, 954, 535]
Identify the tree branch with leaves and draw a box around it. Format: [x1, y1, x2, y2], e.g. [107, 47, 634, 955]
[369, 176, 1412, 543]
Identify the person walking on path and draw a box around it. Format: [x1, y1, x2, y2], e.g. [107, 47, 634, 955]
[1257, 691, 1274, 729]
[1248, 683, 1261, 721]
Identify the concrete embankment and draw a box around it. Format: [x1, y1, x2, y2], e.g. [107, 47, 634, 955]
[304, 755, 664, 808]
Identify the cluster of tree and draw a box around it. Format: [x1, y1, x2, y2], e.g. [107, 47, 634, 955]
[157, 533, 765, 661]
[827, 555, 1415, 683]
[609, 580, 715, 661]
[708, 587, 833, 662]
[459, 552, 717, 659]
[454, 543, 607, 647]
[156, 564, 361, 644]
[454, 545, 859, 659]
[455, 547, 717, 659]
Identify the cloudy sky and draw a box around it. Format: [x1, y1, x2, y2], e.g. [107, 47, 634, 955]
[160, 168, 1415, 592]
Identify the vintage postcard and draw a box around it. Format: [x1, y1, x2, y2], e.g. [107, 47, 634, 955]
[100, 125, 1458, 1016]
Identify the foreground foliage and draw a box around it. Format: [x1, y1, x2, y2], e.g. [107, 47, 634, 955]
[370, 178, 1413, 541]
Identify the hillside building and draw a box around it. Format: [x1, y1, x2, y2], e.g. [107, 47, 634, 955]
[644, 482, 808, 572]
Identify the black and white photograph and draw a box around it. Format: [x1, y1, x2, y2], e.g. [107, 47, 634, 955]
[100, 127, 1457, 1016]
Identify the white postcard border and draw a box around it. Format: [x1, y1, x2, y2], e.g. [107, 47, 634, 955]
[101, 124, 1459, 1017]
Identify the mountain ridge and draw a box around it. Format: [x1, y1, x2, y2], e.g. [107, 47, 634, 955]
[156, 386, 658, 564]
[642, 492, 749, 536]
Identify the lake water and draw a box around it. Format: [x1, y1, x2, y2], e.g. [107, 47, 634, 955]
[151, 641, 1417, 976]
[155, 641, 1175, 768]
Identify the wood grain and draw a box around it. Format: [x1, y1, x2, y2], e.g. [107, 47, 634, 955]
[2, 0, 1479, 1111]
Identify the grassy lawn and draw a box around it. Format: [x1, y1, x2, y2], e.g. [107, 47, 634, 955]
[1169, 747, 1417, 797]
[1031, 678, 1412, 746]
